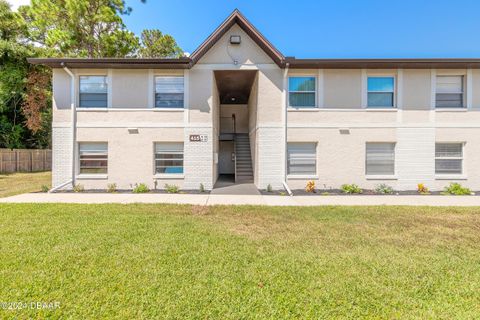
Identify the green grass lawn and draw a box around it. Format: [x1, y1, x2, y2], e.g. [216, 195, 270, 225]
[0, 171, 51, 198]
[0, 204, 479, 319]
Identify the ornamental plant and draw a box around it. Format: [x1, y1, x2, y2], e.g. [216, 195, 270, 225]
[107, 183, 117, 193]
[341, 184, 362, 194]
[305, 181, 316, 193]
[417, 183, 429, 194]
[375, 183, 394, 194]
[133, 183, 150, 193]
[73, 184, 84, 193]
[165, 184, 179, 194]
[443, 183, 472, 195]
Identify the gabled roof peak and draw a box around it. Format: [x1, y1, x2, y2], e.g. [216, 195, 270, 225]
[189, 9, 285, 67]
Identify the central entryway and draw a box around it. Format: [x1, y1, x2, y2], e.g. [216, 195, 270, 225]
[213, 70, 258, 194]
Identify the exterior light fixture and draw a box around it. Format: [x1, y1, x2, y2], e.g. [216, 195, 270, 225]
[230, 35, 241, 44]
[339, 128, 350, 135]
[128, 128, 139, 134]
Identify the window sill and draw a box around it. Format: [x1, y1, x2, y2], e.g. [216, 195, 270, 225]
[76, 174, 108, 180]
[366, 175, 398, 180]
[287, 175, 319, 180]
[435, 175, 467, 180]
[77, 108, 108, 112]
[287, 107, 319, 112]
[435, 108, 467, 112]
[153, 108, 185, 112]
[365, 108, 397, 112]
[153, 174, 185, 179]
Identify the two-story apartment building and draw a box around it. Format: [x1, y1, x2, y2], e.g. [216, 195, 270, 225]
[30, 10, 480, 192]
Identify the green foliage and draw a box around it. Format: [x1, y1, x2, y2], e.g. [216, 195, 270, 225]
[73, 183, 84, 192]
[133, 183, 149, 193]
[41, 184, 49, 192]
[22, 0, 140, 57]
[199, 183, 205, 193]
[0, 0, 182, 149]
[107, 183, 117, 193]
[375, 183, 394, 194]
[164, 184, 179, 194]
[266, 184, 272, 192]
[138, 29, 183, 58]
[341, 184, 363, 194]
[443, 183, 472, 195]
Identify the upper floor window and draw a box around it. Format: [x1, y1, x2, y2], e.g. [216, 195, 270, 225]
[287, 142, 317, 175]
[436, 76, 464, 108]
[79, 142, 108, 174]
[155, 76, 184, 108]
[366, 142, 395, 175]
[288, 77, 316, 107]
[367, 77, 394, 108]
[79, 76, 107, 108]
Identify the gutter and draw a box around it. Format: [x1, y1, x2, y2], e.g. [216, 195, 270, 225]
[282, 63, 293, 196]
[62, 63, 77, 189]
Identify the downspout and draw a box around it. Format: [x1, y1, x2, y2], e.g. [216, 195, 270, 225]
[62, 63, 76, 189]
[282, 63, 293, 196]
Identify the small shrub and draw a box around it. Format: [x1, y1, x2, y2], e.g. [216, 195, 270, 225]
[165, 184, 179, 194]
[199, 183, 205, 193]
[73, 184, 84, 193]
[417, 183, 429, 194]
[443, 182, 472, 195]
[41, 185, 49, 193]
[341, 184, 362, 194]
[321, 192, 330, 196]
[375, 183, 394, 194]
[305, 180, 316, 193]
[133, 183, 149, 193]
[279, 191, 286, 196]
[266, 184, 272, 192]
[107, 183, 117, 193]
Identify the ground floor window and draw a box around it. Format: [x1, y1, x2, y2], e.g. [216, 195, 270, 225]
[435, 143, 463, 174]
[366, 142, 395, 175]
[79, 142, 108, 174]
[155, 142, 184, 174]
[287, 142, 317, 175]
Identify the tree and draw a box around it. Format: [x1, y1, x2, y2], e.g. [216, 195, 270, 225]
[138, 29, 183, 58]
[0, 0, 51, 149]
[21, 0, 142, 57]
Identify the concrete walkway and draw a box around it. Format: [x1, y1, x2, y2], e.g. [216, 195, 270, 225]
[1, 193, 480, 206]
[211, 175, 260, 195]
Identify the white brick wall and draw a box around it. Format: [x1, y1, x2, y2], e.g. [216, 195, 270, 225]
[396, 128, 436, 190]
[183, 127, 214, 190]
[256, 127, 284, 189]
[52, 127, 72, 189]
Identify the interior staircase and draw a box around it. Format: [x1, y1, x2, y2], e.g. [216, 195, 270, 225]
[235, 133, 253, 183]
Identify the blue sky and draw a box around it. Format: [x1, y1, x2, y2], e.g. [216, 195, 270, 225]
[122, 0, 480, 58]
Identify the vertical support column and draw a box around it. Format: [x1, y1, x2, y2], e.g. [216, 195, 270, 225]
[467, 68, 473, 109]
[361, 69, 367, 108]
[183, 127, 214, 190]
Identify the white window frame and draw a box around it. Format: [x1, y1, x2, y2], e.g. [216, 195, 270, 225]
[287, 142, 318, 178]
[365, 142, 397, 179]
[288, 76, 317, 108]
[77, 142, 108, 178]
[435, 142, 465, 178]
[154, 75, 185, 109]
[78, 74, 109, 109]
[435, 75, 465, 109]
[153, 142, 185, 178]
[366, 76, 396, 108]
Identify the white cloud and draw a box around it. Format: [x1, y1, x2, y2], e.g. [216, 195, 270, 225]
[7, 0, 30, 11]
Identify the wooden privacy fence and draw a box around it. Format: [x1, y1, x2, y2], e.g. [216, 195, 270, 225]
[0, 149, 52, 173]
